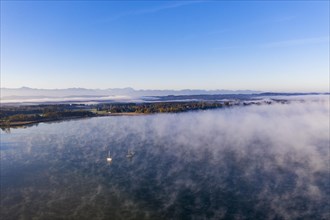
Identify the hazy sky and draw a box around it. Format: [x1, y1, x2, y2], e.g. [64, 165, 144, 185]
[1, 1, 329, 91]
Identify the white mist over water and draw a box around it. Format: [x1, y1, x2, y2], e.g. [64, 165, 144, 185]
[1, 97, 329, 219]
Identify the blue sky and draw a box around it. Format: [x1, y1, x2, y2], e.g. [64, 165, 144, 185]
[1, 1, 329, 92]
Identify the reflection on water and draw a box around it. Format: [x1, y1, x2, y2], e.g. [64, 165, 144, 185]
[1, 102, 329, 220]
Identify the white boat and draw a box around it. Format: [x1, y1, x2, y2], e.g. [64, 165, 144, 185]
[106, 150, 112, 162]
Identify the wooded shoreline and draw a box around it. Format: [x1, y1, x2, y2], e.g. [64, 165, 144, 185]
[0, 100, 280, 129]
[0, 113, 146, 128]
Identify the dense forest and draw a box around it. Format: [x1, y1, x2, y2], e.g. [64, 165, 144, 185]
[95, 101, 230, 113]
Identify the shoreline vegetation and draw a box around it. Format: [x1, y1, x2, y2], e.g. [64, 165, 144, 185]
[1, 100, 284, 129]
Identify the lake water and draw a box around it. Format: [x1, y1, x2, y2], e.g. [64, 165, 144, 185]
[1, 102, 329, 220]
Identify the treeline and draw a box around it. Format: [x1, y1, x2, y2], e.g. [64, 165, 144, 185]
[0, 104, 87, 118]
[97, 101, 231, 113]
[0, 101, 232, 126]
[1, 110, 96, 125]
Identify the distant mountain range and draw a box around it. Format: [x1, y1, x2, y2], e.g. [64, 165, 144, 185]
[1, 87, 328, 105]
[1, 87, 262, 100]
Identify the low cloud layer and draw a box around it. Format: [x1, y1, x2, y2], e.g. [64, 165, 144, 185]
[1, 97, 329, 219]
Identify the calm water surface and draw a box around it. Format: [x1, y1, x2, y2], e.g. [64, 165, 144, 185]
[1, 104, 329, 220]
